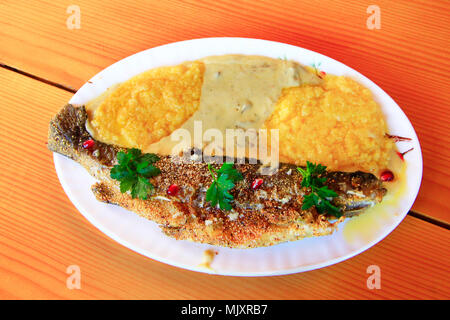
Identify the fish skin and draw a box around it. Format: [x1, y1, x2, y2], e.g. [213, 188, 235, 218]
[48, 104, 386, 248]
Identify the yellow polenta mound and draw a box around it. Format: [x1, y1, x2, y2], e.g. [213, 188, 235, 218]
[264, 75, 394, 174]
[89, 61, 204, 150]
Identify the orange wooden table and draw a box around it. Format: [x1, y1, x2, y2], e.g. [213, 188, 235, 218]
[0, 0, 449, 299]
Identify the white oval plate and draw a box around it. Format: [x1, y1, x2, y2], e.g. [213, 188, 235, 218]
[54, 38, 423, 276]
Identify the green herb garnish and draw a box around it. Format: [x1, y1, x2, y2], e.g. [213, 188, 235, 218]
[110, 148, 160, 200]
[205, 163, 243, 211]
[297, 161, 342, 218]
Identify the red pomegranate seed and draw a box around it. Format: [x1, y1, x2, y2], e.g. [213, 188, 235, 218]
[167, 184, 180, 196]
[251, 178, 264, 190]
[380, 170, 394, 182]
[82, 139, 95, 149]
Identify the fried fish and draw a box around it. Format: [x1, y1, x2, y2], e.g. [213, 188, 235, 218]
[48, 104, 386, 248]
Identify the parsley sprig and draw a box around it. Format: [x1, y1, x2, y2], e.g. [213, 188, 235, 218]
[297, 161, 342, 218]
[110, 148, 160, 200]
[205, 163, 243, 211]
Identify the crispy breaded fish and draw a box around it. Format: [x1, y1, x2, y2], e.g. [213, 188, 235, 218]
[48, 104, 386, 248]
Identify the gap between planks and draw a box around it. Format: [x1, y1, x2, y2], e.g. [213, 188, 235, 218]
[2, 62, 449, 231]
[0, 63, 76, 94]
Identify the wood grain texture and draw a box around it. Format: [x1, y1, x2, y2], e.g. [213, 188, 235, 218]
[0, 67, 449, 299]
[0, 0, 449, 222]
[1, 1, 450, 300]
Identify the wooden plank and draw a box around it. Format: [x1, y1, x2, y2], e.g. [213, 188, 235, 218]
[1, 0, 448, 221]
[0, 67, 449, 299]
